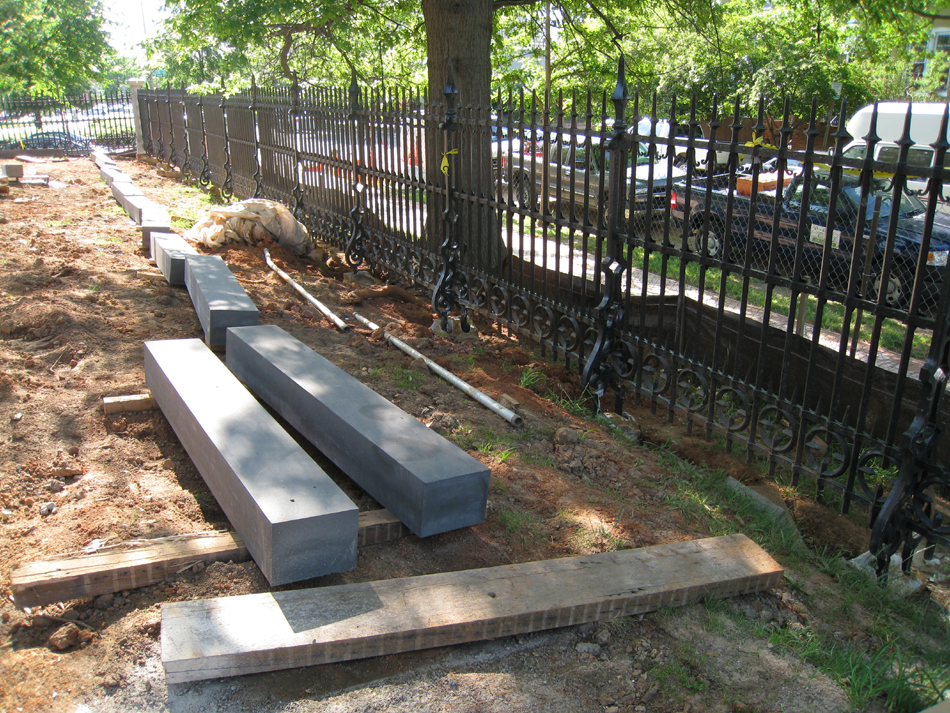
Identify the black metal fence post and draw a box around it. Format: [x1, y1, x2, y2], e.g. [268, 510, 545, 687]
[165, 85, 175, 165]
[289, 73, 305, 221]
[251, 76, 263, 198]
[869, 104, 950, 579]
[196, 93, 211, 186]
[155, 89, 166, 160]
[581, 56, 631, 414]
[431, 62, 470, 334]
[344, 70, 367, 272]
[221, 94, 234, 198]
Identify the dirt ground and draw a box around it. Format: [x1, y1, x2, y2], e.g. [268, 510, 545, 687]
[0, 156, 945, 713]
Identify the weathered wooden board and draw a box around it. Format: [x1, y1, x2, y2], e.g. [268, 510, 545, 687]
[161, 534, 783, 683]
[102, 392, 157, 415]
[11, 510, 407, 608]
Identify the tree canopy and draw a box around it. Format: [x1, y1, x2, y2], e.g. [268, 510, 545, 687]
[0, 0, 113, 94]
[152, 0, 932, 119]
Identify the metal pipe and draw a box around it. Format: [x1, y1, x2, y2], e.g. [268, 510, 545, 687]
[352, 312, 524, 428]
[263, 248, 350, 332]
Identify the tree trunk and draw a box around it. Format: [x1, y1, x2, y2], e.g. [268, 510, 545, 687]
[421, 0, 507, 273]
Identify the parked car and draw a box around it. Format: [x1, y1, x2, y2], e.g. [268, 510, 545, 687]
[1, 131, 92, 152]
[501, 131, 685, 227]
[672, 168, 950, 309]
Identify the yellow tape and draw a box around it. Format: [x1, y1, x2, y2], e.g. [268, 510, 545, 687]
[744, 132, 777, 151]
[440, 149, 458, 175]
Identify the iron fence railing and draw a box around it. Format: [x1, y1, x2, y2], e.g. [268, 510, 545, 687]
[138, 68, 950, 574]
[0, 90, 135, 154]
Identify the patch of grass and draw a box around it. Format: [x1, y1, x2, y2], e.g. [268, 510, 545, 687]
[87, 282, 101, 292]
[765, 627, 949, 713]
[93, 235, 122, 245]
[653, 443, 950, 710]
[544, 385, 595, 420]
[649, 659, 709, 694]
[449, 354, 476, 371]
[391, 364, 425, 390]
[519, 365, 546, 391]
[497, 504, 541, 545]
[520, 449, 556, 468]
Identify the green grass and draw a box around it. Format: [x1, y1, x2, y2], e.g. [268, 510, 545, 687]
[519, 365, 546, 391]
[652, 443, 949, 711]
[629, 245, 930, 360]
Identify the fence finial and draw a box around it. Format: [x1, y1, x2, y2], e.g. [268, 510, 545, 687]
[612, 55, 628, 131]
[348, 68, 360, 114]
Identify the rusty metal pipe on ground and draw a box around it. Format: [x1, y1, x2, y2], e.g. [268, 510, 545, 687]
[263, 248, 350, 332]
[352, 312, 524, 428]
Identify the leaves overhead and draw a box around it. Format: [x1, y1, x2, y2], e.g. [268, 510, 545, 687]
[0, 0, 113, 94]
[154, 0, 932, 121]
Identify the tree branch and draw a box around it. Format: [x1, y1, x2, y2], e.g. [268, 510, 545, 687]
[493, 0, 538, 9]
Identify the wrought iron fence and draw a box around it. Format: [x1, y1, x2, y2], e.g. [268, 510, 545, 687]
[0, 90, 135, 154]
[137, 66, 950, 573]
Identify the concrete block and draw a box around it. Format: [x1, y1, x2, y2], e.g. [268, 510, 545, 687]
[91, 150, 116, 168]
[100, 165, 131, 186]
[1, 163, 23, 178]
[226, 325, 490, 537]
[141, 209, 173, 248]
[111, 181, 143, 207]
[152, 232, 198, 285]
[144, 338, 359, 585]
[185, 255, 258, 347]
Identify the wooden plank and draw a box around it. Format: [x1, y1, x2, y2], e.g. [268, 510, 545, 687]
[11, 510, 406, 608]
[161, 534, 783, 683]
[102, 392, 156, 415]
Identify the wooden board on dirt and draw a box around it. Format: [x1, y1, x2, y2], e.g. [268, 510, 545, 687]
[161, 534, 783, 684]
[102, 392, 157, 415]
[11, 510, 407, 608]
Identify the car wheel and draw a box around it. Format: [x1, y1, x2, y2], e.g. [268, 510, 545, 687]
[512, 173, 533, 208]
[686, 220, 724, 259]
[872, 263, 913, 309]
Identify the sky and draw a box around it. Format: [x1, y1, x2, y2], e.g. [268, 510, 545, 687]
[100, 0, 169, 59]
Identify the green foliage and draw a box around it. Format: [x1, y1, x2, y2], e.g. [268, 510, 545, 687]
[0, 0, 113, 94]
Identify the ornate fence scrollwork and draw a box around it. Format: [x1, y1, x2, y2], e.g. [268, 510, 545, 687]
[581, 56, 632, 414]
[345, 71, 368, 272]
[869, 104, 950, 579]
[431, 63, 472, 334]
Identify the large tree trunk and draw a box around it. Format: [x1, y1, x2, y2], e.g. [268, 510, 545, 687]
[421, 0, 507, 273]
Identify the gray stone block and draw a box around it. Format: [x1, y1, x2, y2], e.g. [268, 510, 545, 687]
[152, 232, 198, 285]
[1, 163, 23, 178]
[141, 210, 173, 248]
[91, 150, 116, 168]
[100, 165, 131, 186]
[144, 338, 358, 585]
[226, 325, 490, 537]
[185, 255, 258, 347]
[111, 180, 142, 205]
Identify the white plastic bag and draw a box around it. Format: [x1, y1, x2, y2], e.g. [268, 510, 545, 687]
[187, 199, 313, 256]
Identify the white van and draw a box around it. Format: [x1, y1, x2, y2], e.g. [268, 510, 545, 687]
[841, 102, 950, 196]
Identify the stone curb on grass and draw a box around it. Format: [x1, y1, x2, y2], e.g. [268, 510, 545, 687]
[724, 477, 799, 534]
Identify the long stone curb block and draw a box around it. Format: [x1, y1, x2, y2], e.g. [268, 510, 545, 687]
[141, 215, 174, 248]
[144, 338, 359, 585]
[724, 477, 798, 532]
[100, 165, 132, 186]
[1, 163, 24, 178]
[91, 150, 116, 169]
[226, 325, 490, 537]
[152, 232, 199, 285]
[111, 182, 143, 210]
[185, 255, 259, 347]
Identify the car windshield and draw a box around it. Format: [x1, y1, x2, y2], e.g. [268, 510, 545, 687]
[841, 184, 927, 221]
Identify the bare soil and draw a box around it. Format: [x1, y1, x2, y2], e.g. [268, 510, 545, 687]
[0, 157, 943, 713]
